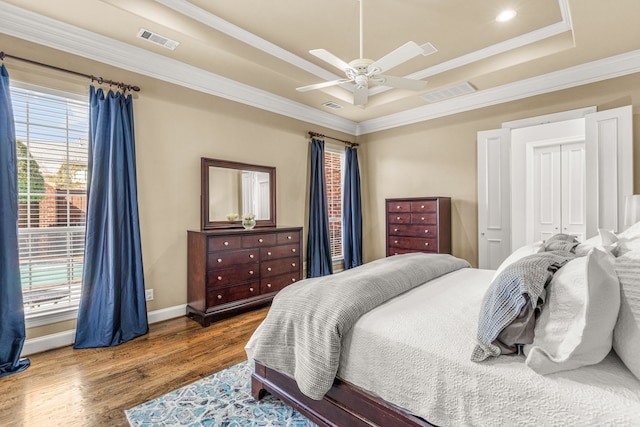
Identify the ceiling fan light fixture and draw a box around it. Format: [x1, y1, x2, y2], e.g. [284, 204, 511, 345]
[295, 0, 431, 106]
[496, 10, 517, 22]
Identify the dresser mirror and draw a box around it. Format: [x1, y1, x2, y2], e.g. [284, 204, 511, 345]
[201, 158, 276, 229]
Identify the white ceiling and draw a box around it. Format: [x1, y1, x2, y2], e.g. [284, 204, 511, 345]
[1, 0, 640, 135]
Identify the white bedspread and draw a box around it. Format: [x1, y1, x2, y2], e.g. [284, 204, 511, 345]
[337, 268, 640, 427]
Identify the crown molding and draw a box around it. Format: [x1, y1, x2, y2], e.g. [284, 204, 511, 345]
[1, 1, 638, 138]
[0, 1, 358, 135]
[356, 48, 640, 135]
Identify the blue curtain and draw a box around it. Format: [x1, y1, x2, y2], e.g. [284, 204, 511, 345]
[343, 146, 363, 269]
[0, 64, 30, 377]
[74, 87, 148, 348]
[307, 137, 333, 278]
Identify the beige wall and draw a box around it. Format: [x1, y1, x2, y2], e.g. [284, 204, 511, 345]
[2, 35, 350, 339]
[4, 34, 640, 340]
[359, 73, 640, 267]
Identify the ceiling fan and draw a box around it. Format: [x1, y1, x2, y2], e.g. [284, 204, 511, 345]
[296, 0, 432, 106]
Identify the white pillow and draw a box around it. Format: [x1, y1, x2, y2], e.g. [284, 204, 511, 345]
[613, 249, 640, 380]
[492, 241, 543, 281]
[574, 229, 618, 257]
[524, 248, 620, 375]
[616, 221, 640, 256]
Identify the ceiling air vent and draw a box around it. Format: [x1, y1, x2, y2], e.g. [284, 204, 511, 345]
[322, 101, 344, 110]
[421, 82, 476, 103]
[137, 28, 180, 50]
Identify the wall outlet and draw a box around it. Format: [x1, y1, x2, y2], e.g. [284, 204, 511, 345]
[145, 289, 154, 301]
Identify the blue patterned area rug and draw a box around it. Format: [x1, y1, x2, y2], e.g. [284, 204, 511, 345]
[125, 360, 317, 426]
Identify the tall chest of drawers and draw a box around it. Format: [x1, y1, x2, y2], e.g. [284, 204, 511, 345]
[187, 227, 303, 327]
[386, 197, 451, 256]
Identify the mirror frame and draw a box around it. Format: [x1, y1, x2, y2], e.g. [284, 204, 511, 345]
[201, 157, 276, 230]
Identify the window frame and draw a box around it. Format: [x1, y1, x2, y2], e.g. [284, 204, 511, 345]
[11, 81, 89, 328]
[324, 146, 345, 262]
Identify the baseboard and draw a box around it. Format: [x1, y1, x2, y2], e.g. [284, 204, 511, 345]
[21, 304, 187, 357]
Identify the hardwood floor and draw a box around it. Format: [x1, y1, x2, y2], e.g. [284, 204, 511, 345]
[0, 306, 270, 427]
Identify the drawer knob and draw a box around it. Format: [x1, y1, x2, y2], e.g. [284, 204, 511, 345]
[396, 205, 400, 209]
[424, 230, 429, 233]
[425, 242, 429, 246]
[292, 248, 296, 253]
[267, 251, 272, 256]
[217, 295, 222, 300]
[250, 287, 254, 292]
[224, 241, 229, 246]
[292, 263, 296, 267]
[421, 217, 425, 221]
[217, 276, 222, 280]
[394, 240, 398, 244]
[421, 205, 425, 208]
[217, 258, 222, 263]
[291, 278, 296, 282]
[249, 270, 254, 275]
[267, 267, 272, 271]
[287, 236, 292, 240]
[394, 228, 398, 232]
[396, 216, 401, 220]
[250, 254, 254, 258]
[259, 238, 263, 243]
[267, 283, 272, 288]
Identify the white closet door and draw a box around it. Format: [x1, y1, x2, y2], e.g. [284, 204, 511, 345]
[531, 144, 561, 242]
[585, 105, 633, 234]
[477, 128, 511, 269]
[561, 143, 587, 241]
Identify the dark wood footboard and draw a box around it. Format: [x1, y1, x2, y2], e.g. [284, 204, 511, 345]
[251, 361, 435, 427]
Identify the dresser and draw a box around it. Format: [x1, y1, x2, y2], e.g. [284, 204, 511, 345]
[187, 227, 303, 326]
[386, 197, 451, 256]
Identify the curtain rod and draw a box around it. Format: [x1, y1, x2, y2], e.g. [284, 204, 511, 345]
[308, 131, 358, 147]
[0, 51, 141, 92]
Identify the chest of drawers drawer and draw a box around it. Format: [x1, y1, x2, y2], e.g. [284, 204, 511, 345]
[242, 233, 277, 247]
[277, 231, 300, 244]
[207, 263, 259, 288]
[388, 213, 411, 224]
[262, 257, 300, 277]
[207, 281, 259, 307]
[261, 274, 299, 294]
[388, 224, 437, 237]
[387, 201, 411, 213]
[260, 244, 299, 260]
[207, 248, 258, 268]
[207, 235, 242, 251]
[388, 236, 437, 251]
[411, 213, 437, 225]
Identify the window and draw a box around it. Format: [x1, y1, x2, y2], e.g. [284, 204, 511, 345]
[12, 82, 89, 323]
[324, 148, 344, 260]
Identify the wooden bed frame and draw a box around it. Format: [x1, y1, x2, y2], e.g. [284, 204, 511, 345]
[251, 361, 435, 427]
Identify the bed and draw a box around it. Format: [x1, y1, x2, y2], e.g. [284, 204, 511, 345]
[246, 232, 640, 426]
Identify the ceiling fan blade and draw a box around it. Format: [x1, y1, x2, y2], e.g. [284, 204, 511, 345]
[353, 84, 368, 106]
[309, 49, 354, 73]
[374, 75, 426, 91]
[296, 79, 352, 92]
[368, 41, 425, 74]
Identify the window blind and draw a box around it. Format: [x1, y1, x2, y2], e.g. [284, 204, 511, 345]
[11, 83, 89, 319]
[324, 149, 344, 260]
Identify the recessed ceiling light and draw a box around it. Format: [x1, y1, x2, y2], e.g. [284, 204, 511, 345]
[496, 9, 517, 22]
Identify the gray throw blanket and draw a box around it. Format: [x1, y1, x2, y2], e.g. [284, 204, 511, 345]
[471, 250, 576, 362]
[247, 253, 470, 400]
